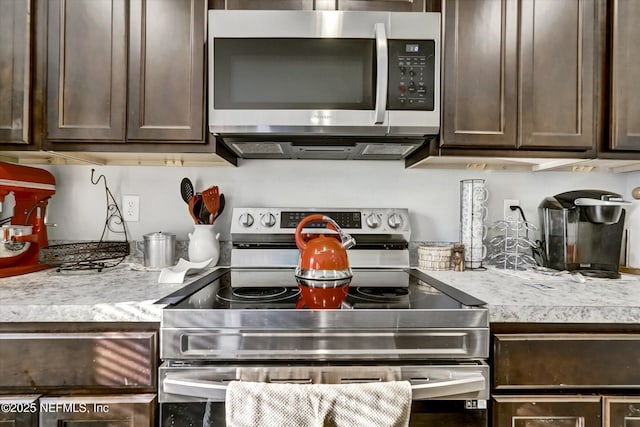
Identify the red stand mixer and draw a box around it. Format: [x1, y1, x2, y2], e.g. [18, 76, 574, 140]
[0, 162, 56, 277]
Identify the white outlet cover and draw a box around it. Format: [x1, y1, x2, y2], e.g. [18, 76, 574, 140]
[122, 195, 140, 222]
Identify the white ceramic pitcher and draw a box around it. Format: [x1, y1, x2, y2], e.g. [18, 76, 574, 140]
[188, 224, 220, 267]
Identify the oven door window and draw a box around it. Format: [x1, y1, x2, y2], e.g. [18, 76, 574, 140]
[213, 38, 376, 110]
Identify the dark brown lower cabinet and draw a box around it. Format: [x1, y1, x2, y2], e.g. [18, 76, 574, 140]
[0, 325, 158, 427]
[604, 397, 640, 427]
[0, 395, 39, 427]
[493, 331, 640, 427]
[493, 395, 601, 426]
[39, 395, 155, 427]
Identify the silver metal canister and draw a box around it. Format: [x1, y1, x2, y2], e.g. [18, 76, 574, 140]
[138, 232, 176, 268]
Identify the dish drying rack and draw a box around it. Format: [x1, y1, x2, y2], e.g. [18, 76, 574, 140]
[39, 170, 129, 272]
[486, 219, 538, 270]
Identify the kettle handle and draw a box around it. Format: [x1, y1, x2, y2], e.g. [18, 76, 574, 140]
[294, 214, 337, 251]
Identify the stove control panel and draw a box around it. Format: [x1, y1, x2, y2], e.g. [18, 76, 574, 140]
[231, 207, 410, 240]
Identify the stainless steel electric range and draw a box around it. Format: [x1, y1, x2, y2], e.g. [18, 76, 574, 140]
[158, 208, 489, 427]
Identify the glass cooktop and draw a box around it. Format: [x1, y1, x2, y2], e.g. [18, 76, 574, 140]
[160, 268, 485, 311]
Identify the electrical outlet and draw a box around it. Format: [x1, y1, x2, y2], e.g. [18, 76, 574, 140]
[503, 199, 520, 222]
[122, 195, 140, 222]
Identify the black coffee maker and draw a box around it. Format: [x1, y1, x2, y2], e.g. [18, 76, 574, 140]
[539, 190, 631, 278]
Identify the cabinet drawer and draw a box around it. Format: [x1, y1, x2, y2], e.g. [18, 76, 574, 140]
[0, 332, 156, 392]
[494, 334, 640, 389]
[0, 395, 39, 427]
[39, 394, 155, 427]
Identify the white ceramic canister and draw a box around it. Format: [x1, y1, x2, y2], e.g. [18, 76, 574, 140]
[138, 232, 176, 268]
[188, 224, 220, 267]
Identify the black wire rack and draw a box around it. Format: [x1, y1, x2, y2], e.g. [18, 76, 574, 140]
[39, 169, 130, 272]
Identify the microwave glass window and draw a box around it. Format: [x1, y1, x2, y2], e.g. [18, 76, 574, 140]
[214, 38, 375, 109]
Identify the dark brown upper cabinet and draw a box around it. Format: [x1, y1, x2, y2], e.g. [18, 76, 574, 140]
[0, 0, 31, 145]
[609, 0, 640, 151]
[46, 0, 205, 144]
[441, 0, 601, 152]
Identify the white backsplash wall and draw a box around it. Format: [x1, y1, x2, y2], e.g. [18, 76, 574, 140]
[626, 171, 640, 267]
[40, 160, 634, 254]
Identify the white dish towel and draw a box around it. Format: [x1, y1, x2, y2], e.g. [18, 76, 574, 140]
[225, 380, 412, 427]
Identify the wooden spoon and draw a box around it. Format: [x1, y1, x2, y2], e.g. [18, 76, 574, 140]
[202, 186, 220, 224]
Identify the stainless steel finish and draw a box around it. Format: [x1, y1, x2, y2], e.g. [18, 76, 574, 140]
[207, 10, 441, 159]
[0, 225, 32, 258]
[295, 268, 353, 280]
[365, 213, 381, 228]
[159, 362, 490, 402]
[231, 248, 410, 268]
[138, 231, 176, 269]
[238, 212, 254, 227]
[574, 197, 631, 224]
[260, 213, 276, 227]
[374, 22, 388, 125]
[230, 207, 410, 267]
[161, 307, 489, 360]
[230, 207, 411, 242]
[387, 212, 403, 228]
[573, 197, 632, 206]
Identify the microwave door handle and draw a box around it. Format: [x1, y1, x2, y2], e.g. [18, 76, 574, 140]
[410, 375, 486, 400]
[374, 22, 388, 125]
[163, 377, 228, 401]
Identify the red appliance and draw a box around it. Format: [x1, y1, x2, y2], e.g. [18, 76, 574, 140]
[294, 214, 355, 281]
[0, 162, 56, 277]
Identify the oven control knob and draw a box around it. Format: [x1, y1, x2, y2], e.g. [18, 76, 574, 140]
[387, 213, 403, 229]
[261, 213, 276, 227]
[365, 213, 381, 229]
[239, 212, 254, 227]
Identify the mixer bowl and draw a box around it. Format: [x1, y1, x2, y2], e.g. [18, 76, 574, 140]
[0, 225, 33, 266]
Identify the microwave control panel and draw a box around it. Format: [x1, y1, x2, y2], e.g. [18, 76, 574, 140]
[387, 40, 435, 111]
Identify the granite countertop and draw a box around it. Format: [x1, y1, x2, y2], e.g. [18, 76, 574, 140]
[1, 262, 639, 324]
[424, 266, 640, 324]
[0, 262, 219, 323]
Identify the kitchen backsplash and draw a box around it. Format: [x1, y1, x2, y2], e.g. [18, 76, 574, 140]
[34, 161, 640, 267]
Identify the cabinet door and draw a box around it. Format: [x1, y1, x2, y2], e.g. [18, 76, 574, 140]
[604, 397, 640, 427]
[610, 0, 640, 150]
[519, 0, 597, 150]
[493, 396, 601, 427]
[127, 0, 205, 142]
[441, 0, 518, 148]
[0, 0, 30, 144]
[0, 395, 39, 427]
[46, 0, 127, 142]
[39, 395, 155, 427]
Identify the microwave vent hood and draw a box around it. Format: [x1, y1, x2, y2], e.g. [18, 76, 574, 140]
[215, 135, 428, 160]
[207, 10, 441, 160]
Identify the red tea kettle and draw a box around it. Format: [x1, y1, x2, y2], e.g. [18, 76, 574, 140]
[294, 214, 355, 281]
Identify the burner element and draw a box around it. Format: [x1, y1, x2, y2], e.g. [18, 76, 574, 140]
[356, 287, 409, 301]
[216, 286, 299, 303]
[233, 287, 287, 299]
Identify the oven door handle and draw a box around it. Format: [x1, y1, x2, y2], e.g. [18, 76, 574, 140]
[164, 377, 228, 401]
[163, 375, 486, 401]
[410, 375, 486, 400]
[374, 22, 388, 125]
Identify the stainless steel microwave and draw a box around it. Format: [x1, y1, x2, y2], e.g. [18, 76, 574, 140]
[208, 10, 441, 160]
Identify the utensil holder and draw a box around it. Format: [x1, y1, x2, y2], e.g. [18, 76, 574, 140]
[460, 179, 488, 269]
